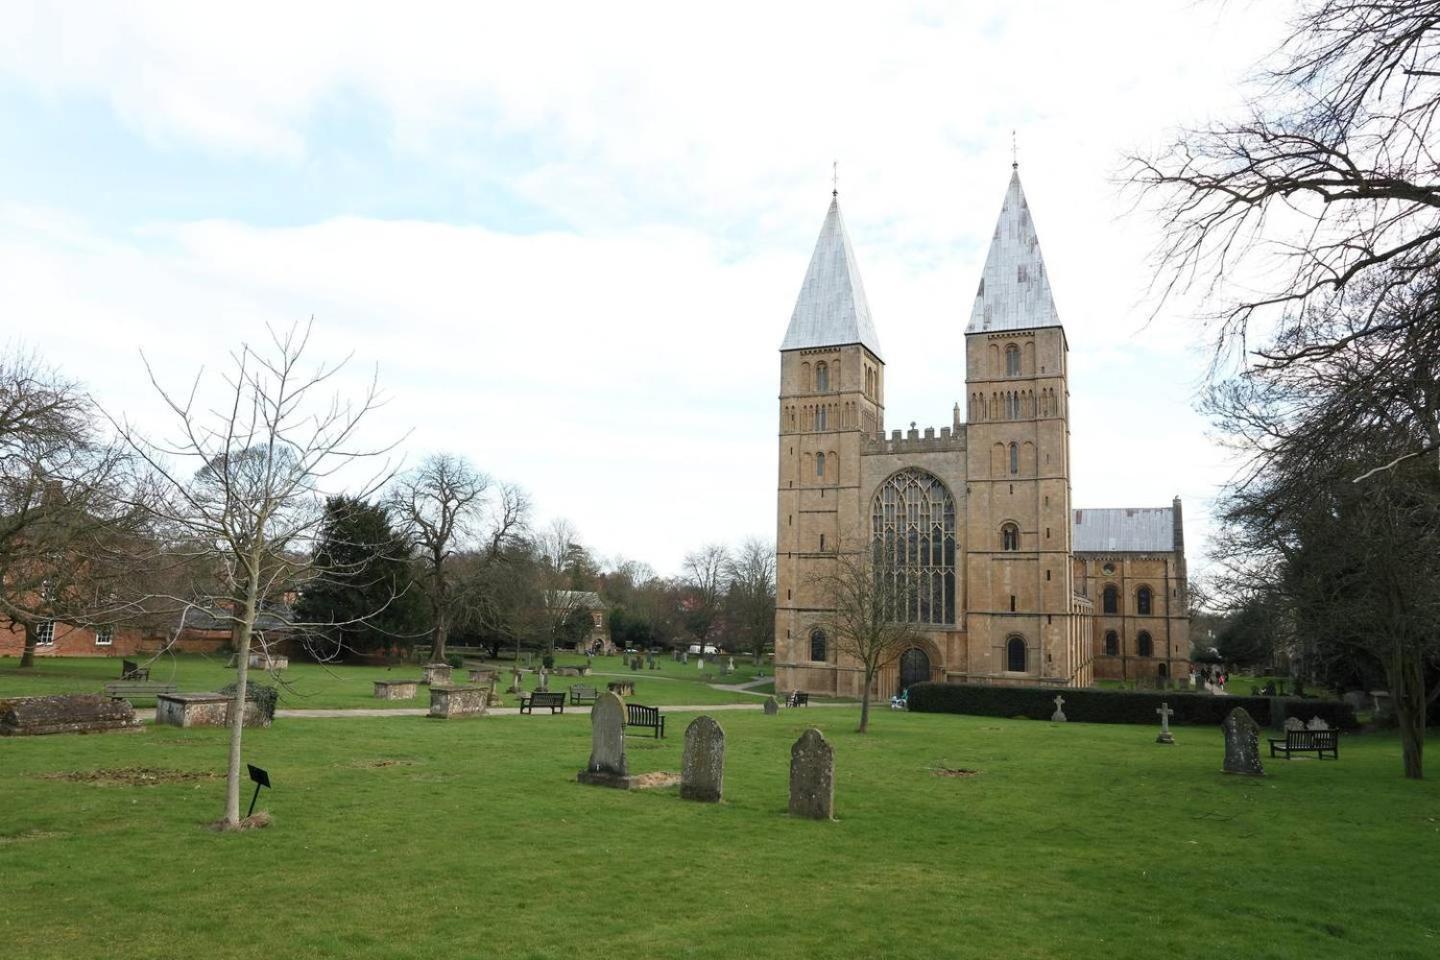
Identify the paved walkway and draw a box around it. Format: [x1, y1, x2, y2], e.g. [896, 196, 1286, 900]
[275, 700, 849, 719]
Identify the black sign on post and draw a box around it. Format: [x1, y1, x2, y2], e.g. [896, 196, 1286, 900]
[246, 764, 271, 818]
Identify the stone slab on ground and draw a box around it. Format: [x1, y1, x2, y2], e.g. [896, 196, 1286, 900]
[0, 694, 142, 736]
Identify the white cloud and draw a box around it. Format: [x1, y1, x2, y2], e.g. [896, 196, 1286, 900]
[0, 0, 1295, 574]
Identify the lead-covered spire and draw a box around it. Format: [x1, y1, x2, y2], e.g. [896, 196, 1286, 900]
[781, 196, 883, 358]
[966, 169, 1061, 333]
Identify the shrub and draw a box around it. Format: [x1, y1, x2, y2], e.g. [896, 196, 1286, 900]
[446, 654, 464, 669]
[542, 654, 555, 670]
[907, 682, 1357, 729]
[221, 681, 278, 722]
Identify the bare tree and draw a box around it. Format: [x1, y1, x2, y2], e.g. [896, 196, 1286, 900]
[0, 351, 150, 667]
[389, 454, 490, 662]
[681, 542, 730, 649]
[1129, 0, 1440, 397]
[809, 544, 923, 734]
[533, 518, 594, 653]
[120, 322, 391, 827]
[725, 537, 775, 665]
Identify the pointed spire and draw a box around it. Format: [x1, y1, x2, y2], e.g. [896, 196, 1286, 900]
[966, 168, 1061, 334]
[781, 195, 883, 358]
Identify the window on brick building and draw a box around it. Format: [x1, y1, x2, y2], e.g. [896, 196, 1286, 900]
[816, 452, 825, 477]
[1137, 631, 1153, 657]
[1001, 523, 1019, 551]
[1009, 442, 1018, 474]
[1006, 344, 1020, 376]
[1102, 585, 1118, 614]
[37, 620, 55, 646]
[810, 628, 827, 662]
[815, 362, 829, 392]
[1137, 586, 1153, 616]
[96, 624, 114, 646]
[1006, 635, 1026, 672]
[1104, 630, 1118, 656]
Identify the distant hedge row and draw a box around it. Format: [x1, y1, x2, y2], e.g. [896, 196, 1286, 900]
[906, 682, 1357, 730]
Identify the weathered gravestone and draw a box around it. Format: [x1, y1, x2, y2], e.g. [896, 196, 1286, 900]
[576, 692, 678, 790]
[763, 696, 779, 716]
[508, 669, 525, 694]
[1155, 701, 1176, 744]
[374, 680, 419, 701]
[1283, 716, 1306, 732]
[429, 685, 487, 718]
[1051, 695, 1067, 723]
[680, 715, 725, 803]
[1305, 716, 1331, 731]
[537, 669, 549, 692]
[788, 728, 835, 820]
[0, 694, 141, 736]
[1222, 707, 1264, 776]
[421, 662, 452, 685]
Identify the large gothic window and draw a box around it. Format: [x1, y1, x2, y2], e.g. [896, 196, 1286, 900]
[1104, 630, 1119, 656]
[1102, 585, 1118, 614]
[871, 468, 957, 625]
[1137, 631, 1154, 657]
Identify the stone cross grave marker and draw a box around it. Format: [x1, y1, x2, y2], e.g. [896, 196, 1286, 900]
[1283, 716, 1305, 732]
[1155, 701, 1175, 744]
[1051, 695, 1067, 722]
[537, 669, 549, 692]
[1305, 716, 1330, 731]
[680, 715, 725, 803]
[1222, 706, 1264, 776]
[788, 728, 835, 820]
[763, 696, 779, 716]
[509, 668, 524, 694]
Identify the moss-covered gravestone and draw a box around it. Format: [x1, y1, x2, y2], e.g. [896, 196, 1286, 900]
[680, 715, 725, 803]
[788, 728, 834, 820]
[1222, 706, 1264, 776]
[577, 692, 677, 791]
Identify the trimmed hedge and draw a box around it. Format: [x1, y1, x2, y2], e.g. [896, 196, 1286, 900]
[907, 682, 1357, 730]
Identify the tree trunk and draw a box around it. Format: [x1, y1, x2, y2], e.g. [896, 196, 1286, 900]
[432, 608, 448, 662]
[224, 561, 261, 827]
[857, 666, 873, 733]
[18, 621, 37, 669]
[1388, 652, 1426, 780]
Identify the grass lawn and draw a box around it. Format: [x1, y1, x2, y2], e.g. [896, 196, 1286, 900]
[0, 654, 776, 710]
[2, 708, 1437, 959]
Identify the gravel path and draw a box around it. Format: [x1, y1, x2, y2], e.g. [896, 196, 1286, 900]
[275, 700, 849, 719]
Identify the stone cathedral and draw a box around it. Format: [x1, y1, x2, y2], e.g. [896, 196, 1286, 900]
[774, 168, 1190, 698]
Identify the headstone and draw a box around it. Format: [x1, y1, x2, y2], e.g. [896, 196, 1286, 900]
[763, 696, 779, 716]
[1051, 695, 1067, 723]
[680, 652, 688, 664]
[1370, 690, 1393, 719]
[0, 694, 141, 736]
[509, 669, 525, 694]
[788, 728, 835, 820]
[1222, 707, 1264, 776]
[727, 657, 735, 671]
[537, 669, 549, 692]
[1305, 716, 1330, 731]
[646, 654, 656, 670]
[680, 715, 726, 803]
[1342, 690, 1368, 713]
[1283, 716, 1306, 732]
[696, 658, 704, 671]
[1155, 701, 1175, 744]
[578, 692, 680, 790]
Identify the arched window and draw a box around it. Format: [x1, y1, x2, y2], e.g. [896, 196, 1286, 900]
[1137, 586, 1153, 616]
[815, 362, 829, 392]
[816, 452, 825, 477]
[1009, 442, 1018, 475]
[1006, 635, 1026, 672]
[810, 628, 826, 662]
[816, 406, 827, 430]
[1102, 585, 1118, 614]
[1137, 631, 1153, 657]
[1005, 344, 1020, 376]
[1001, 522, 1019, 551]
[871, 468, 957, 625]
[1157, 662, 1169, 680]
[1104, 630, 1118, 656]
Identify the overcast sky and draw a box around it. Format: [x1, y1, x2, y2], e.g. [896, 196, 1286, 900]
[0, 1, 1292, 577]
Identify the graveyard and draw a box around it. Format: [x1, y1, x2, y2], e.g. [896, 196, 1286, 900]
[2, 702, 1436, 960]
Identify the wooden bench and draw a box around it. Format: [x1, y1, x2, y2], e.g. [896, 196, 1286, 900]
[787, 691, 810, 708]
[625, 702, 665, 738]
[120, 660, 150, 682]
[1268, 729, 1340, 760]
[519, 691, 567, 715]
[569, 684, 598, 705]
[104, 681, 178, 702]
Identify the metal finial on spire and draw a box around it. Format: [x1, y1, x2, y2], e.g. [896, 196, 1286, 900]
[832, 159, 839, 197]
[1011, 130, 1018, 170]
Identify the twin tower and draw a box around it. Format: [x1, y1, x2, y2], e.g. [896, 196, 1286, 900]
[774, 169, 1100, 698]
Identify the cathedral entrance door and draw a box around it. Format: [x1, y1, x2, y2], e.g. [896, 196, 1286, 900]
[899, 647, 930, 694]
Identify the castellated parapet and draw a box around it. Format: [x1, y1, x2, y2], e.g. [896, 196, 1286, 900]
[862, 425, 967, 457]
